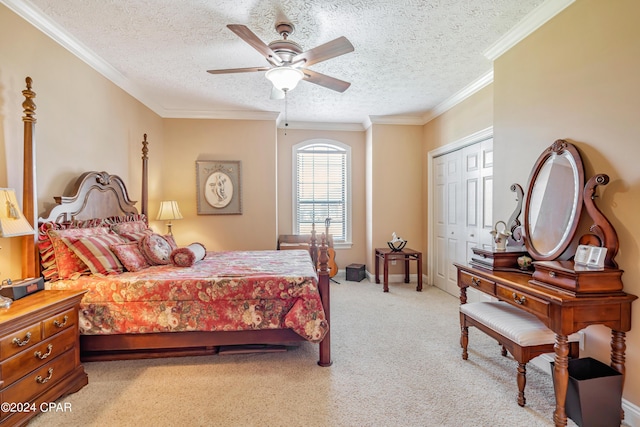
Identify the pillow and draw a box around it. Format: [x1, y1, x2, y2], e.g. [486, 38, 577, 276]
[62, 233, 127, 275]
[163, 234, 178, 251]
[111, 220, 153, 242]
[170, 243, 207, 267]
[111, 242, 150, 272]
[43, 224, 110, 280]
[139, 233, 173, 265]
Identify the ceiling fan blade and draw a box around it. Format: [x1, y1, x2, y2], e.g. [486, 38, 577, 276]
[302, 69, 351, 93]
[292, 36, 354, 67]
[227, 24, 283, 67]
[207, 66, 271, 74]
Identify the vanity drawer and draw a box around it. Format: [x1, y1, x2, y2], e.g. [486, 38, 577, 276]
[0, 327, 76, 388]
[1, 324, 43, 360]
[459, 271, 495, 294]
[43, 307, 77, 339]
[496, 284, 550, 319]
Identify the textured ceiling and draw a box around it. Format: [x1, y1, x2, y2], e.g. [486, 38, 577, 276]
[13, 0, 549, 126]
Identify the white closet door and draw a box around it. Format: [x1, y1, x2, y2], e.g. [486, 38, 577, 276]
[433, 138, 493, 297]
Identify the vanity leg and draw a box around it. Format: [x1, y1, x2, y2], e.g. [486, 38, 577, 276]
[553, 334, 570, 427]
[459, 286, 467, 305]
[611, 330, 627, 421]
[460, 323, 469, 360]
[517, 362, 527, 407]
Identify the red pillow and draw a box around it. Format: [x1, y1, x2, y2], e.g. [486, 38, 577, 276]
[45, 225, 110, 279]
[62, 233, 126, 275]
[111, 220, 153, 242]
[111, 242, 150, 272]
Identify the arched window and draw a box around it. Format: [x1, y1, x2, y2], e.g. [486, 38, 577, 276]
[293, 139, 351, 245]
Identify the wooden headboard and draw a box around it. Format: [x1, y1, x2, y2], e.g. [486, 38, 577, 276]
[38, 171, 140, 223]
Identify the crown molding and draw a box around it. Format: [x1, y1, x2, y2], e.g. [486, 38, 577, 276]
[163, 109, 280, 121]
[363, 115, 424, 130]
[484, 0, 575, 61]
[422, 70, 494, 124]
[277, 120, 365, 132]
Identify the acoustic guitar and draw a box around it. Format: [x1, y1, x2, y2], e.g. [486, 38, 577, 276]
[321, 218, 338, 278]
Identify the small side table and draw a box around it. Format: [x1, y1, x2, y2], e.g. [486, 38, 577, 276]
[375, 248, 422, 292]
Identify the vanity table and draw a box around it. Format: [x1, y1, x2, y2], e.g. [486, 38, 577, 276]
[456, 140, 637, 427]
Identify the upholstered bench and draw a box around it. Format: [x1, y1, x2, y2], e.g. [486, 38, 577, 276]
[460, 301, 580, 407]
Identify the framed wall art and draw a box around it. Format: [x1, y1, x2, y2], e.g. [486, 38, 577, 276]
[196, 160, 242, 215]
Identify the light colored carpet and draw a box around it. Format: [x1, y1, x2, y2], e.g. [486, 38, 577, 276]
[30, 273, 579, 427]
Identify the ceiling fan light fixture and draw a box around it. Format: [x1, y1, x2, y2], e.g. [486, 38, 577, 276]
[265, 66, 304, 92]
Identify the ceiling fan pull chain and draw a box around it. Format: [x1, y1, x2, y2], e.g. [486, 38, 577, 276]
[284, 89, 289, 135]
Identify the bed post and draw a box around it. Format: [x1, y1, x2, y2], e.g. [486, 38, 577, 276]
[317, 233, 332, 367]
[310, 222, 318, 268]
[141, 134, 149, 219]
[22, 77, 38, 278]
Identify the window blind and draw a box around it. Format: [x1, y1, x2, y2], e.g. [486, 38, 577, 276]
[296, 143, 346, 241]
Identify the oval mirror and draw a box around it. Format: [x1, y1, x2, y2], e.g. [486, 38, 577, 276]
[524, 140, 585, 261]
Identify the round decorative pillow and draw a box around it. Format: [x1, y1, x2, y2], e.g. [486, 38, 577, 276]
[138, 233, 173, 265]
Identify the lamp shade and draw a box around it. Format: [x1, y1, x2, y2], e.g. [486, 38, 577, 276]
[157, 200, 183, 221]
[265, 66, 304, 92]
[0, 188, 35, 237]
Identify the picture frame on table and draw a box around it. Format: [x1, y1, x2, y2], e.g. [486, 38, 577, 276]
[196, 160, 242, 215]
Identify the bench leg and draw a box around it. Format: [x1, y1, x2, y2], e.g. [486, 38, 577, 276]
[461, 325, 469, 360]
[517, 362, 527, 407]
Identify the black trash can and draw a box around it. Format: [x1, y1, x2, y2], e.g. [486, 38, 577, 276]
[551, 357, 622, 427]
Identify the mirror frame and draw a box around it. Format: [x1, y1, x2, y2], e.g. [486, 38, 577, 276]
[523, 140, 585, 261]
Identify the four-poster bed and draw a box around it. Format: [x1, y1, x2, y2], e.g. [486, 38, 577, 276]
[19, 77, 332, 366]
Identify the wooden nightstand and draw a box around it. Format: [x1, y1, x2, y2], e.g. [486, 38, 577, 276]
[0, 290, 88, 426]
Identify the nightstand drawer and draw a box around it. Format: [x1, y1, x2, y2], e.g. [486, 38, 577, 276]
[2, 349, 76, 405]
[0, 328, 76, 387]
[1, 324, 43, 359]
[496, 284, 550, 319]
[43, 307, 77, 339]
[459, 271, 495, 294]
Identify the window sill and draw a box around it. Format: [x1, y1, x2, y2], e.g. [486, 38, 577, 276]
[333, 242, 353, 250]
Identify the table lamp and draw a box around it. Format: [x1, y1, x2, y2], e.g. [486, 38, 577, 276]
[156, 200, 183, 235]
[0, 188, 36, 308]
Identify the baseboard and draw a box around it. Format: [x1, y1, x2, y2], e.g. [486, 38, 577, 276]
[531, 353, 639, 427]
[362, 272, 423, 283]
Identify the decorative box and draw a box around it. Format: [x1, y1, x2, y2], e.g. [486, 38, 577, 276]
[470, 246, 529, 273]
[0, 277, 44, 300]
[346, 263, 366, 282]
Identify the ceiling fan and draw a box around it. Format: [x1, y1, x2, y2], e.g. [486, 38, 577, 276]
[207, 22, 354, 96]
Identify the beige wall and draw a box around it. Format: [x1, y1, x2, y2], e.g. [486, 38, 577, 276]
[423, 84, 494, 153]
[276, 128, 367, 268]
[367, 124, 423, 274]
[493, 0, 640, 405]
[0, 5, 163, 279]
[162, 119, 277, 250]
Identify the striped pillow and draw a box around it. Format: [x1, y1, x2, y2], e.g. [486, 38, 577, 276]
[111, 220, 153, 242]
[62, 233, 127, 275]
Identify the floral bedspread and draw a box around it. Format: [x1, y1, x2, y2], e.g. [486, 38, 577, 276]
[47, 250, 328, 343]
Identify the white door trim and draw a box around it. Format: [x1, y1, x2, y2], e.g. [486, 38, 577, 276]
[427, 126, 493, 287]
